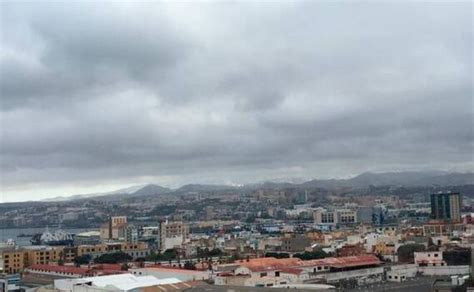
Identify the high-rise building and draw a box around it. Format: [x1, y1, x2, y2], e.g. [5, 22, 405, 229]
[159, 221, 189, 251]
[430, 192, 462, 222]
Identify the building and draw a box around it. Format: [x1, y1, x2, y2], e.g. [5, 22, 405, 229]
[25, 264, 95, 278]
[0, 273, 21, 292]
[130, 266, 209, 281]
[430, 192, 462, 222]
[125, 225, 139, 244]
[314, 209, 357, 225]
[214, 255, 382, 287]
[74, 231, 101, 246]
[0, 246, 66, 274]
[280, 234, 311, 252]
[0, 249, 26, 274]
[100, 216, 129, 240]
[54, 273, 181, 292]
[386, 264, 417, 282]
[159, 221, 189, 251]
[422, 222, 465, 237]
[414, 251, 446, 267]
[0, 242, 150, 275]
[77, 242, 150, 260]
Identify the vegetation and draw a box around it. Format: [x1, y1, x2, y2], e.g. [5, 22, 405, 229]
[73, 254, 92, 266]
[265, 252, 290, 258]
[145, 249, 178, 262]
[94, 252, 132, 264]
[444, 248, 471, 265]
[397, 244, 426, 263]
[197, 247, 223, 258]
[294, 249, 328, 260]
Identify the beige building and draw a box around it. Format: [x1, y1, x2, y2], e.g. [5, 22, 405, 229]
[159, 221, 189, 251]
[100, 216, 129, 240]
[0, 246, 64, 274]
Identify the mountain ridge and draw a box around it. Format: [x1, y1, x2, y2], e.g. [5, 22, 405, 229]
[40, 171, 473, 202]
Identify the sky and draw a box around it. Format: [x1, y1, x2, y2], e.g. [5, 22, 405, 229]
[0, 1, 472, 202]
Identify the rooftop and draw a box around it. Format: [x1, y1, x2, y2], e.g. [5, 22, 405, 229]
[27, 264, 92, 275]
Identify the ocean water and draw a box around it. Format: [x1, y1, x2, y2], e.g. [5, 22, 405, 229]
[0, 227, 93, 246]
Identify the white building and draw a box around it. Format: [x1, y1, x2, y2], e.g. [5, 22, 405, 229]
[313, 208, 357, 225]
[414, 251, 446, 267]
[386, 264, 417, 282]
[54, 274, 181, 292]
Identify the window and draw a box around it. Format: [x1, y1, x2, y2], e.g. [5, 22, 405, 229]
[434, 254, 438, 257]
[275, 271, 280, 277]
[260, 272, 267, 277]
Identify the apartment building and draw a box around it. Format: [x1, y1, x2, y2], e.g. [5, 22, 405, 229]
[314, 208, 357, 225]
[159, 221, 189, 251]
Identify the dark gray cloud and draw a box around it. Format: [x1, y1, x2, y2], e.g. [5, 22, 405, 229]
[0, 1, 472, 201]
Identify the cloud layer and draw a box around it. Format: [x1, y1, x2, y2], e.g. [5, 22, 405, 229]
[1, 2, 472, 201]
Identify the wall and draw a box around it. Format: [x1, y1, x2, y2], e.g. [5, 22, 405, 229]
[312, 267, 384, 284]
[418, 265, 470, 276]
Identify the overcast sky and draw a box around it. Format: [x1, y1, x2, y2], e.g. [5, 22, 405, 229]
[0, 1, 472, 202]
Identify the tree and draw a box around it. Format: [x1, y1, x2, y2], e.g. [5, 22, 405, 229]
[184, 261, 196, 270]
[265, 252, 290, 259]
[294, 250, 327, 260]
[444, 248, 471, 265]
[74, 254, 92, 266]
[397, 244, 426, 263]
[94, 252, 132, 264]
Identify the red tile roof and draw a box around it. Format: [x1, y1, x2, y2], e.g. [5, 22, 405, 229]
[231, 255, 381, 272]
[27, 264, 92, 275]
[280, 268, 305, 275]
[297, 255, 382, 268]
[95, 263, 123, 271]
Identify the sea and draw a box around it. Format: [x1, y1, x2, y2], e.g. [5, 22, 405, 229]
[0, 227, 95, 246]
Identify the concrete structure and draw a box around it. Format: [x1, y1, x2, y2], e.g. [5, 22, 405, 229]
[419, 265, 470, 276]
[386, 264, 417, 282]
[312, 267, 384, 286]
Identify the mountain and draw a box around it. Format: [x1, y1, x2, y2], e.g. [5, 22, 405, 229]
[40, 171, 473, 202]
[300, 171, 473, 189]
[41, 184, 169, 202]
[131, 184, 171, 196]
[175, 184, 239, 193]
